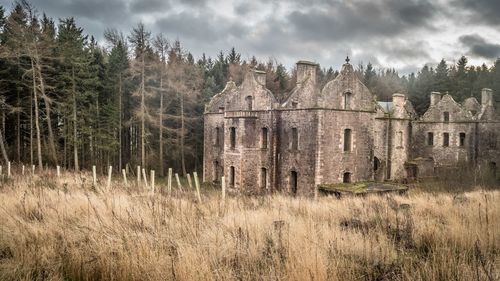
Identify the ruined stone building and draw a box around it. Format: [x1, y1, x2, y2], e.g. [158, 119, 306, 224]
[203, 58, 500, 194]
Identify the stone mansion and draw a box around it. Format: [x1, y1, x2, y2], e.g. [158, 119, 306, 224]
[203, 58, 499, 194]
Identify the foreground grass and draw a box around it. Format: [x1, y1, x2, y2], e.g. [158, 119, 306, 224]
[0, 172, 499, 280]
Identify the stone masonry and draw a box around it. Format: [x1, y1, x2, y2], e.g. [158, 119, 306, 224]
[203, 58, 500, 195]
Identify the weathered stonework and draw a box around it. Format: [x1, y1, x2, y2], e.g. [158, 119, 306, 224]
[203, 59, 500, 194]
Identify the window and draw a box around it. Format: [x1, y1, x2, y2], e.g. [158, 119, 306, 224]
[443, 133, 449, 147]
[397, 131, 403, 147]
[230, 127, 236, 148]
[261, 128, 268, 149]
[245, 96, 253, 110]
[443, 112, 449, 122]
[213, 161, 219, 182]
[291, 128, 298, 150]
[229, 166, 235, 187]
[343, 172, 351, 183]
[215, 127, 220, 146]
[459, 133, 466, 147]
[291, 101, 298, 108]
[218, 106, 224, 112]
[344, 129, 352, 152]
[290, 171, 298, 194]
[427, 132, 434, 146]
[344, 92, 352, 109]
[261, 168, 267, 189]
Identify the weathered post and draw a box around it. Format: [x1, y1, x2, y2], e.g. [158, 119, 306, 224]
[92, 165, 97, 186]
[32, 165, 35, 176]
[122, 169, 128, 186]
[175, 173, 183, 192]
[7, 161, 11, 178]
[151, 170, 155, 194]
[22, 165, 25, 175]
[221, 176, 226, 201]
[137, 165, 141, 186]
[56, 165, 61, 178]
[193, 172, 202, 203]
[167, 168, 172, 196]
[142, 168, 149, 189]
[107, 166, 112, 189]
[0, 165, 2, 176]
[187, 173, 193, 189]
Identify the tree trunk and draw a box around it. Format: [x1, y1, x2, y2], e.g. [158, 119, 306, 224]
[118, 73, 122, 171]
[159, 69, 164, 176]
[141, 54, 146, 168]
[31, 58, 43, 169]
[72, 66, 79, 171]
[180, 92, 186, 176]
[36, 57, 58, 166]
[0, 127, 9, 164]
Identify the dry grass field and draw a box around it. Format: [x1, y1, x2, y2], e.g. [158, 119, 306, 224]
[0, 169, 499, 281]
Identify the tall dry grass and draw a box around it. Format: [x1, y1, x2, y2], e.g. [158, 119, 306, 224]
[0, 170, 498, 281]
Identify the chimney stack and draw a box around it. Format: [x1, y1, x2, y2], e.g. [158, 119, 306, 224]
[296, 61, 318, 84]
[392, 93, 406, 118]
[481, 88, 493, 106]
[253, 70, 266, 86]
[430, 92, 442, 106]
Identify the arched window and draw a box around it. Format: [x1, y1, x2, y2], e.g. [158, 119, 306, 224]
[459, 132, 466, 147]
[245, 96, 253, 110]
[343, 92, 352, 109]
[343, 172, 351, 183]
[344, 129, 352, 151]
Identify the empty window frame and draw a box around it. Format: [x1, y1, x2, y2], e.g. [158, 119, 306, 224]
[427, 132, 434, 146]
[459, 132, 466, 147]
[230, 127, 236, 148]
[344, 92, 352, 109]
[261, 168, 267, 189]
[245, 96, 253, 110]
[443, 132, 449, 147]
[344, 129, 352, 152]
[397, 131, 403, 147]
[229, 166, 235, 187]
[291, 128, 298, 150]
[214, 127, 220, 146]
[290, 171, 298, 194]
[343, 172, 351, 183]
[443, 112, 450, 122]
[261, 127, 268, 149]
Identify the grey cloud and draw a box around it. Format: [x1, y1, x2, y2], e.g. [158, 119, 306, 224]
[129, 0, 171, 14]
[453, 0, 500, 26]
[286, 0, 437, 42]
[459, 34, 500, 59]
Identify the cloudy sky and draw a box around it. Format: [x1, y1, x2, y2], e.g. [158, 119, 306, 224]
[2, 0, 500, 74]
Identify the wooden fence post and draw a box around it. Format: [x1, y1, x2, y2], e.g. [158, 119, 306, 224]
[187, 173, 193, 189]
[142, 168, 149, 189]
[137, 166, 141, 186]
[175, 173, 183, 192]
[151, 170, 155, 194]
[92, 165, 97, 186]
[56, 165, 61, 178]
[122, 169, 128, 186]
[167, 168, 172, 196]
[22, 165, 25, 175]
[221, 176, 226, 201]
[32, 165, 35, 176]
[0, 165, 2, 176]
[107, 166, 112, 189]
[7, 161, 11, 178]
[193, 172, 201, 203]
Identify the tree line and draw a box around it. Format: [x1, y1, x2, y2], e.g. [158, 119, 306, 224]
[0, 1, 498, 175]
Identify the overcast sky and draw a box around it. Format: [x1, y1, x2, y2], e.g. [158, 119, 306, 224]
[2, 0, 500, 74]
